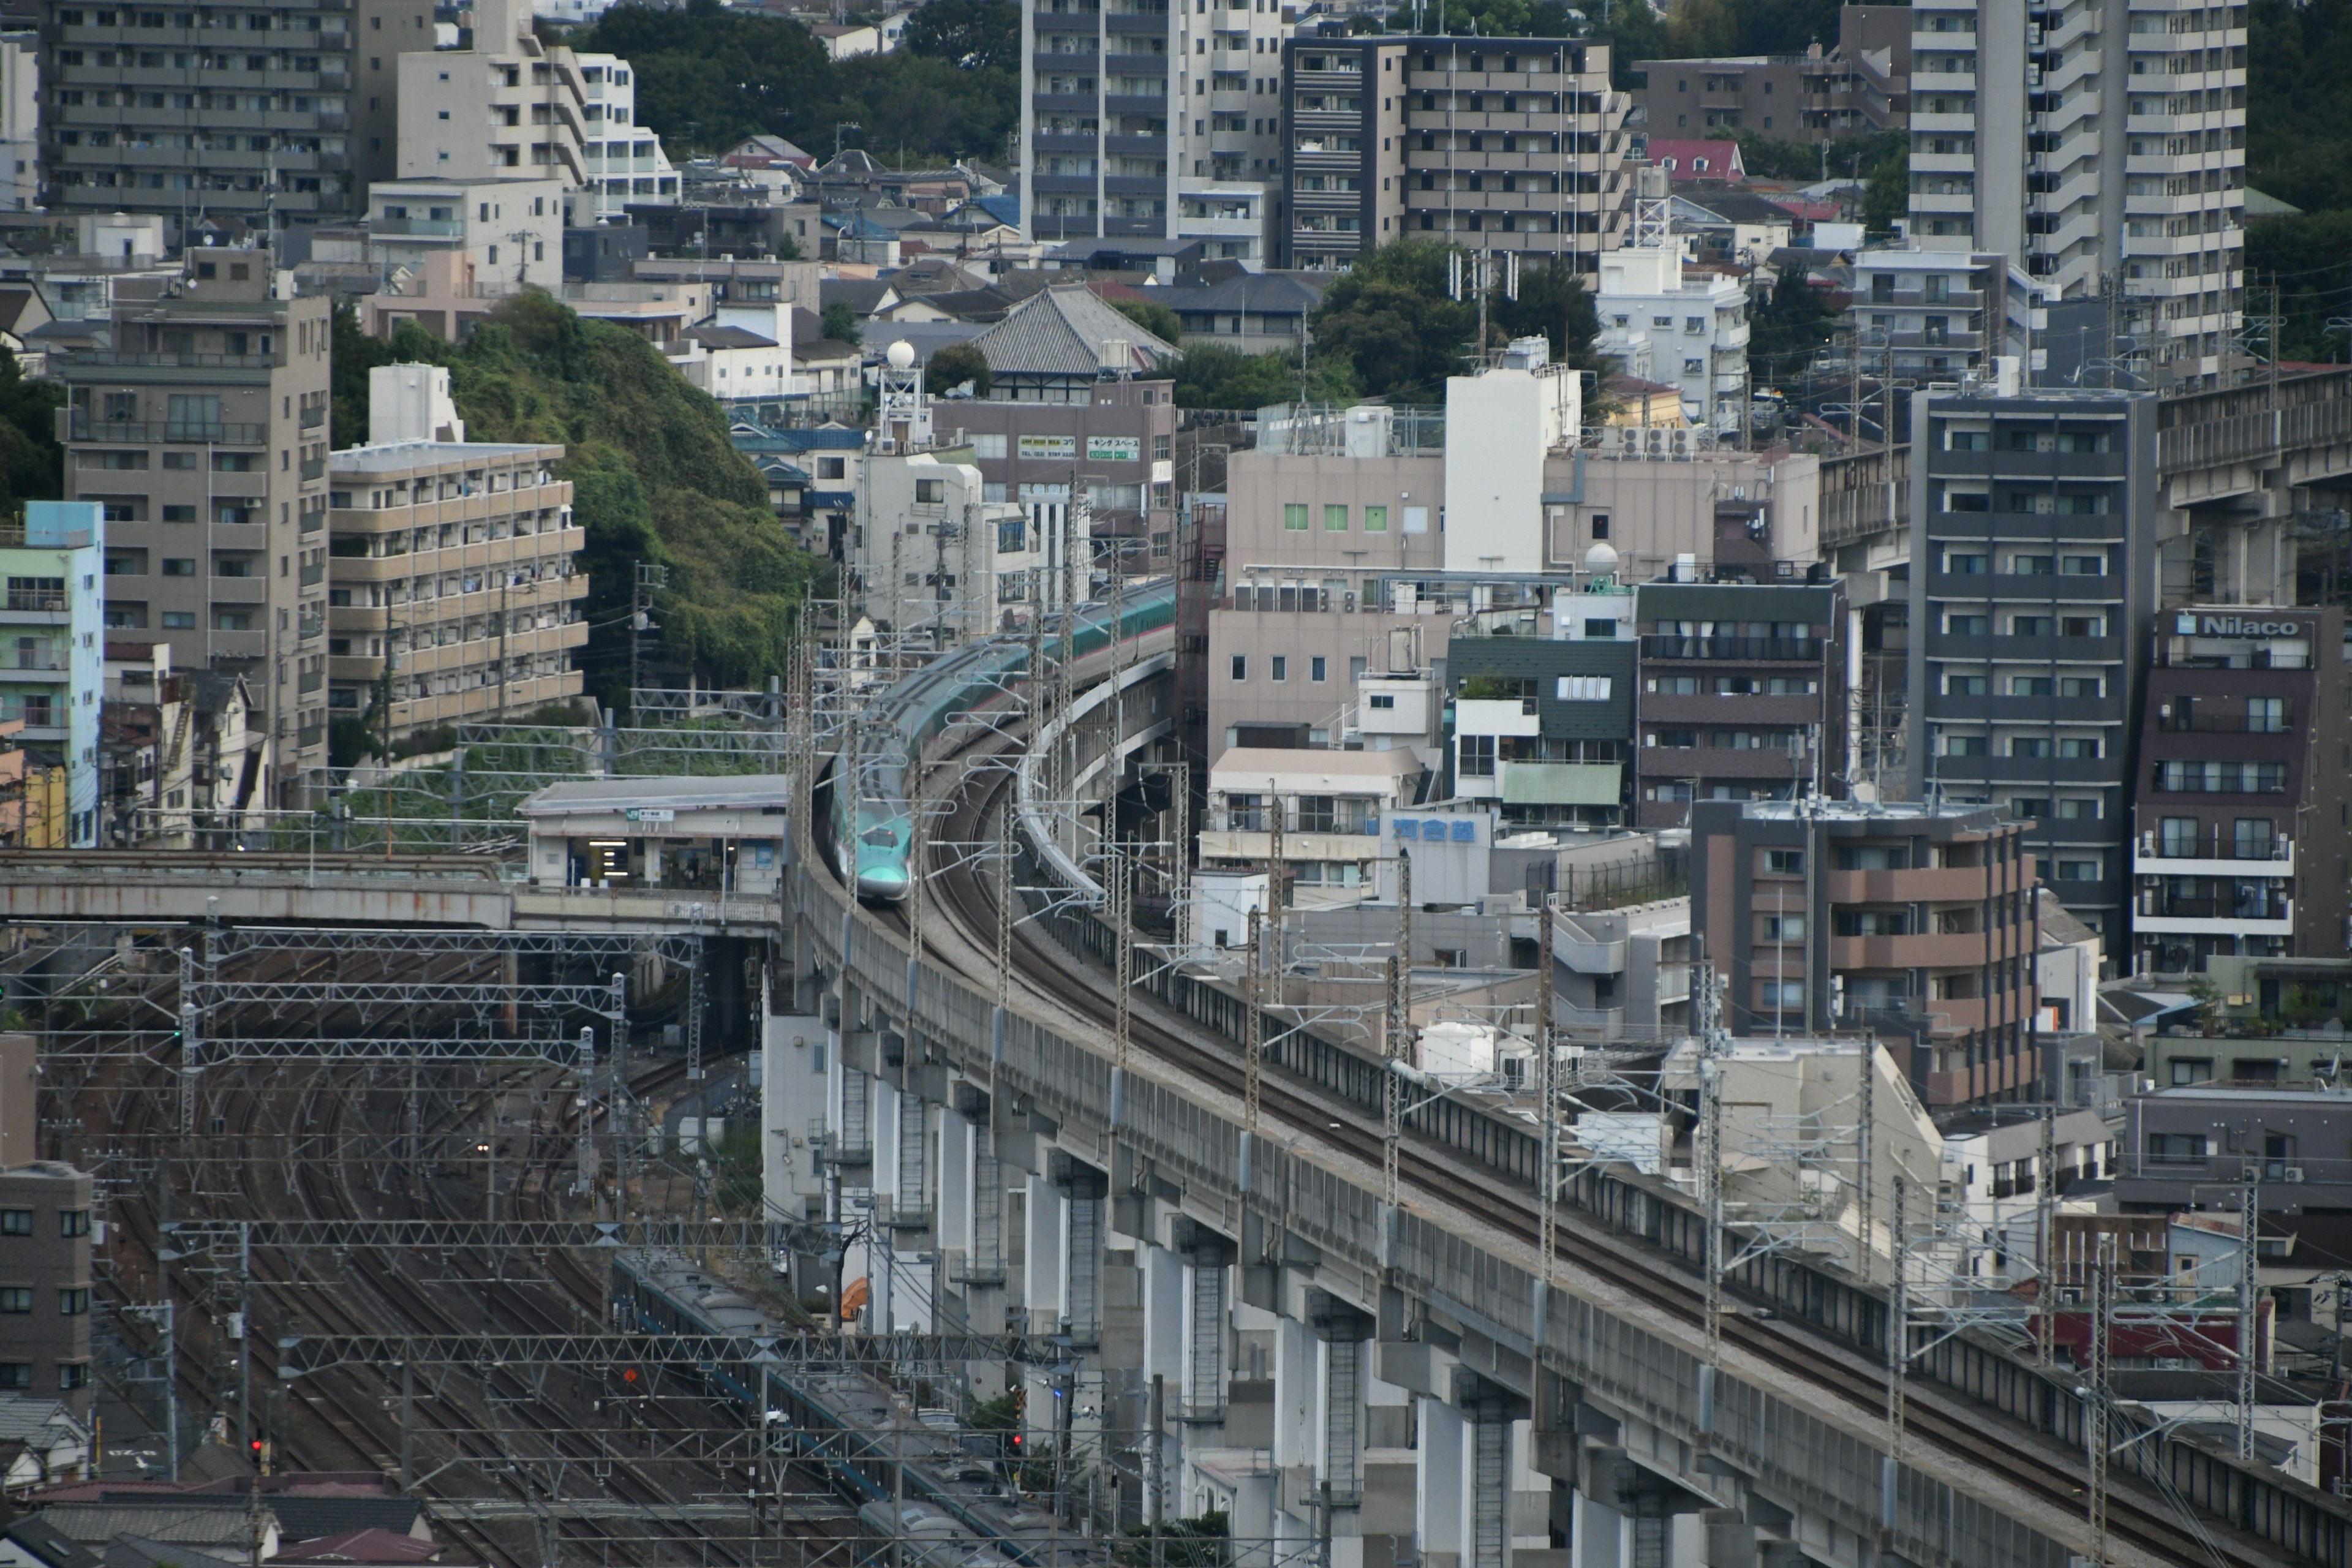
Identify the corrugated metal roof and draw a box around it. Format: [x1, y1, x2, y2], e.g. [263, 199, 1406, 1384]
[970, 285, 1175, 377]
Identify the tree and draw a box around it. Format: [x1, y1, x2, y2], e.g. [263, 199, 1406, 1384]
[2248, 210, 2352, 361]
[1587, 0, 1668, 89]
[820, 301, 864, 347]
[1309, 239, 1479, 402]
[0, 350, 62, 518]
[1860, 145, 1908, 237]
[927, 341, 991, 398]
[1110, 296, 1182, 347]
[2248, 0, 2352, 213]
[330, 303, 399, 450]
[569, 0, 1017, 164]
[1170, 343, 1357, 410]
[1745, 265, 1839, 393]
[902, 0, 1018, 72]
[1487, 256, 1604, 371]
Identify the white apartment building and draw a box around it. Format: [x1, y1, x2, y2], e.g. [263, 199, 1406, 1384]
[850, 451, 1038, 648]
[1021, 0, 1287, 262]
[368, 176, 565, 291]
[396, 0, 677, 227]
[1905, 0, 2245, 388]
[0, 36, 35, 214]
[1847, 244, 2043, 383]
[1595, 180, 1749, 433]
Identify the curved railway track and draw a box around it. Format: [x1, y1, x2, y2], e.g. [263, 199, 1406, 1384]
[847, 728, 2274, 1568]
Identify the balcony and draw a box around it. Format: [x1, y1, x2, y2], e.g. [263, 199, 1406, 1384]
[1638, 633, 1821, 663]
[370, 216, 465, 237]
[2130, 834, 2292, 879]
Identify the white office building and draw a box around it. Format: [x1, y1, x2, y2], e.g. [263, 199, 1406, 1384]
[1905, 0, 2245, 388]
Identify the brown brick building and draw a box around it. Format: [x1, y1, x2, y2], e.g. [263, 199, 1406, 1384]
[1689, 797, 2041, 1107]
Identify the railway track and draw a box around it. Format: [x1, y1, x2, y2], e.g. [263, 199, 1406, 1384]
[859, 731, 2277, 1568]
[77, 931, 840, 1568]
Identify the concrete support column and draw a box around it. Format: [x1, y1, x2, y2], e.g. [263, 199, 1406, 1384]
[1570, 1490, 1624, 1568]
[1418, 1395, 1465, 1568]
[937, 1105, 971, 1264]
[1027, 1174, 1067, 1334]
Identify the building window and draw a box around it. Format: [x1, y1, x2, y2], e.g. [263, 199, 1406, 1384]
[1364, 505, 1387, 532]
[0, 1289, 31, 1314]
[1284, 503, 1309, 530]
[1311, 656, 1327, 682]
[1324, 504, 1348, 530]
[1759, 979, 1804, 1008]
[1762, 849, 1803, 875]
[2146, 1133, 2209, 1165]
[2056, 859, 2101, 880]
[57, 1289, 86, 1316]
[58, 1210, 88, 1238]
[2169, 1058, 2214, 1086]
[1460, 736, 1496, 777]
[0, 1366, 28, 1390]
[1557, 676, 1612, 701]
[1230, 655, 1247, 680]
[1270, 655, 1287, 682]
[0, 1212, 27, 1237]
[56, 1364, 86, 1391]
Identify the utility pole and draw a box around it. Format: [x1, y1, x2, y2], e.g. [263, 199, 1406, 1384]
[1883, 1174, 1907, 1550]
[1536, 892, 1557, 1292]
[629, 563, 668, 719]
[1243, 905, 1264, 1136]
[2084, 1233, 2115, 1568]
[2240, 1174, 2261, 1462]
[1383, 850, 1412, 1213]
[2036, 1102, 2057, 1365]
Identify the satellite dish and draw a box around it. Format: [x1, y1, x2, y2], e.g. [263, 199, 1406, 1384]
[885, 339, 916, 370]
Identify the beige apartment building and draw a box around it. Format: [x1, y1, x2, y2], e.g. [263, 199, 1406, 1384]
[1209, 398, 1823, 755]
[396, 0, 676, 226]
[326, 368, 585, 739]
[58, 263, 333, 795]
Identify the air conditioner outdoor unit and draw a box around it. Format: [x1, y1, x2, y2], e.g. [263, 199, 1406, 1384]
[2284, 1167, 2307, 1183]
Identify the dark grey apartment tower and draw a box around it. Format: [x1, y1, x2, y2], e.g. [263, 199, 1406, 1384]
[1907, 387, 2157, 957]
[1281, 35, 1630, 272]
[41, 0, 432, 235]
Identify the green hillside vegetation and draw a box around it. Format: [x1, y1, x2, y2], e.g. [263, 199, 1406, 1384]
[332, 295, 819, 719]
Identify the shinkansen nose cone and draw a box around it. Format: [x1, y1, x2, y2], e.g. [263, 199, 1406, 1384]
[856, 862, 911, 902]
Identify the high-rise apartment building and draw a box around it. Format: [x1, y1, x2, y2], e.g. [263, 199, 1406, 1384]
[1281, 34, 1630, 272]
[1020, 0, 1284, 262]
[40, 0, 433, 235]
[396, 0, 676, 225]
[58, 264, 333, 796]
[1905, 0, 2245, 388]
[1906, 386, 2156, 954]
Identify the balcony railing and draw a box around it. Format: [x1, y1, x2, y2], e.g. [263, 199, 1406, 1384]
[2136, 833, 2292, 862]
[61, 415, 269, 444]
[2156, 710, 2291, 733]
[1638, 635, 1819, 662]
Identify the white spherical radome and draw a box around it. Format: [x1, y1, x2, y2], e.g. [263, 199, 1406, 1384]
[1583, 541, 1621, 576]
[885, 340, 917, 371]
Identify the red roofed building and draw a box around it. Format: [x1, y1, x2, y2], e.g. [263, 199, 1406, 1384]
[1641, 140, 1747, 183]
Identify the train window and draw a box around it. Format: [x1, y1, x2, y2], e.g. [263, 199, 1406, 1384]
[861, 827, 899, 847]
